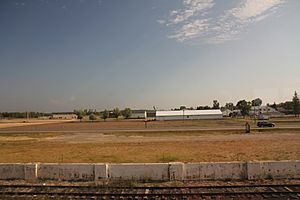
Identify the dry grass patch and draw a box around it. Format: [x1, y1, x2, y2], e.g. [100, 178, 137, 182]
[0, 132, 64, 142]
[0, 136, 299, 163]
[103, 129, 300, 137]
[1, 118, 299, 133]
[0, 119, 251, 132]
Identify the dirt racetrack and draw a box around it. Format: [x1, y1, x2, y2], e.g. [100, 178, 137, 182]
[0, 119, 249, 131]
[0, 119, 299, 163]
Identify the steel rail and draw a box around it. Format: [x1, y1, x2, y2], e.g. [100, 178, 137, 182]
[0, 191, 299, 197]
[0, 183, 299, 189]
[0, 184, 299, 197]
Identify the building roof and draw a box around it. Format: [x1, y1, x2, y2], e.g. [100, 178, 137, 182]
[156, 110, 222, 117]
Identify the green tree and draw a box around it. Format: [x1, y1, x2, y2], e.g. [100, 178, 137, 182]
[236, 100, 251, 117]
[225, 103, 234, 111]
[212, 100, 220, 109]
[113, 107, 121, 119]
[196, 105, 211, 110]
[277, 101, 293, 114]
[101, 109, 109, 121]
[77, 113, 84, 122]
[122, 108, 132, 119]
[179, 106, 186, 110]
[89, 114, 96, 121]
[251, 98, 262, 106]
[269, 102, 277, 109]
[74, 109, 84, 122]
[292, 91, 300, 117]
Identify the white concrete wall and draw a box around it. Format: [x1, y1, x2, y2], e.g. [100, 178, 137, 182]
[0, 164, 25, 180]
[25, 164, 37, 180]
[247, 161, 300, 180]
[0, 161, 299, 181]
[108, 163, 169, 181]
[184, 162, 247, 180]
[37, 164, 95, 181]
[169, 162, 184, 181]
[0, 164, 36, 180]
[94, 164, 108, 181]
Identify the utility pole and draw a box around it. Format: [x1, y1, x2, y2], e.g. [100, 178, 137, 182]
[144, 111, 147, 128]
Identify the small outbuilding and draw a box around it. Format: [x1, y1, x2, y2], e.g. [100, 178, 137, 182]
[51, 112, 77, 120]
[155, 110, 223, 121]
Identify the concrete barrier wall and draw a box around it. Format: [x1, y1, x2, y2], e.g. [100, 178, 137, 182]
[0, 164, 36, 180]
[108, 163, 169, 181]
[0, 164, 25, 180]
[184, 162, 247, 180]
[247, 161, 300, 180]
[0, 161, 299, 181]
[24, 164, 37, 180]
[95, 164, 108, 181]
[169, 162, 184, 181]
[37, 163, 95, 181]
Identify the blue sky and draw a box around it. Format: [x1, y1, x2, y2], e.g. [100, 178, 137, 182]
[0, 0, 299, 112]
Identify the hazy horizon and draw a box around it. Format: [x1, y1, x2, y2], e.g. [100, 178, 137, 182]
[1, 0, 299, 112]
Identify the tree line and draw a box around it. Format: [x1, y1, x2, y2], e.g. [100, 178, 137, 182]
[1, 91, 299, 120]
[73, 108, 132, 121]
[0, 112, 51, 119]
[172, 91, 300, 117]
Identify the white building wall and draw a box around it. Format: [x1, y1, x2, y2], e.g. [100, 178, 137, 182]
[52, 114, 77, 120]
[156, 110, 223, 121]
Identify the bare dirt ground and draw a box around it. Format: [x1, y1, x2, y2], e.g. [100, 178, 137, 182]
[44, 131, 299, 143]
[0, 131, 299, 163]
[0, 119, 251, 131]
[0, 119, 299, 163]
[0, 119, 74, 129]
[1, 118, 299, 133]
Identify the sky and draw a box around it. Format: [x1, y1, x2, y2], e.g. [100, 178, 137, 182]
[0, 0, 299, 112]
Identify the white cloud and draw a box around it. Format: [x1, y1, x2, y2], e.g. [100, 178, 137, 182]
[157, 19, 166, 25]
[231, 0, 284, 22]
[168, 19, 210, 42]
[168, 0, 214, 25]
[161, 0, 287, 44]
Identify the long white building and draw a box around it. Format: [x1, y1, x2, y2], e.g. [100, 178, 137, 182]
[155, 110, 223, 121]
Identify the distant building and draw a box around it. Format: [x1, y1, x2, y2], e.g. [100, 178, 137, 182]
[250, 106, 283, 118]
[221, 109, 241, 117]
[156, 110, 223, 121]
[222, 109, 232, 117]
[131, 110, 156, 119]
[38, 116, 51, 120]
[131, 110, 147, 119]
[51, 112, 77, 120]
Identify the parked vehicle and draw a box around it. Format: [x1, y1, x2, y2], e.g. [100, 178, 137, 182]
[257, 121, 275, 128]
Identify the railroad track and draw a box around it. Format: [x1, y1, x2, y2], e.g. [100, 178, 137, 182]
[0, 183, 299, 199]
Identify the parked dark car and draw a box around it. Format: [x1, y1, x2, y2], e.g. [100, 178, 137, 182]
[257, 121, 275, 127]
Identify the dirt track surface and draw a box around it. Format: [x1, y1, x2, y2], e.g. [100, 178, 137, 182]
[43, 132, 300, 143]
[0, 120, 246, 131]
[0, 119, 299, 163]
[0, 120, 73, 129]
[1, 120, 300, 134]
